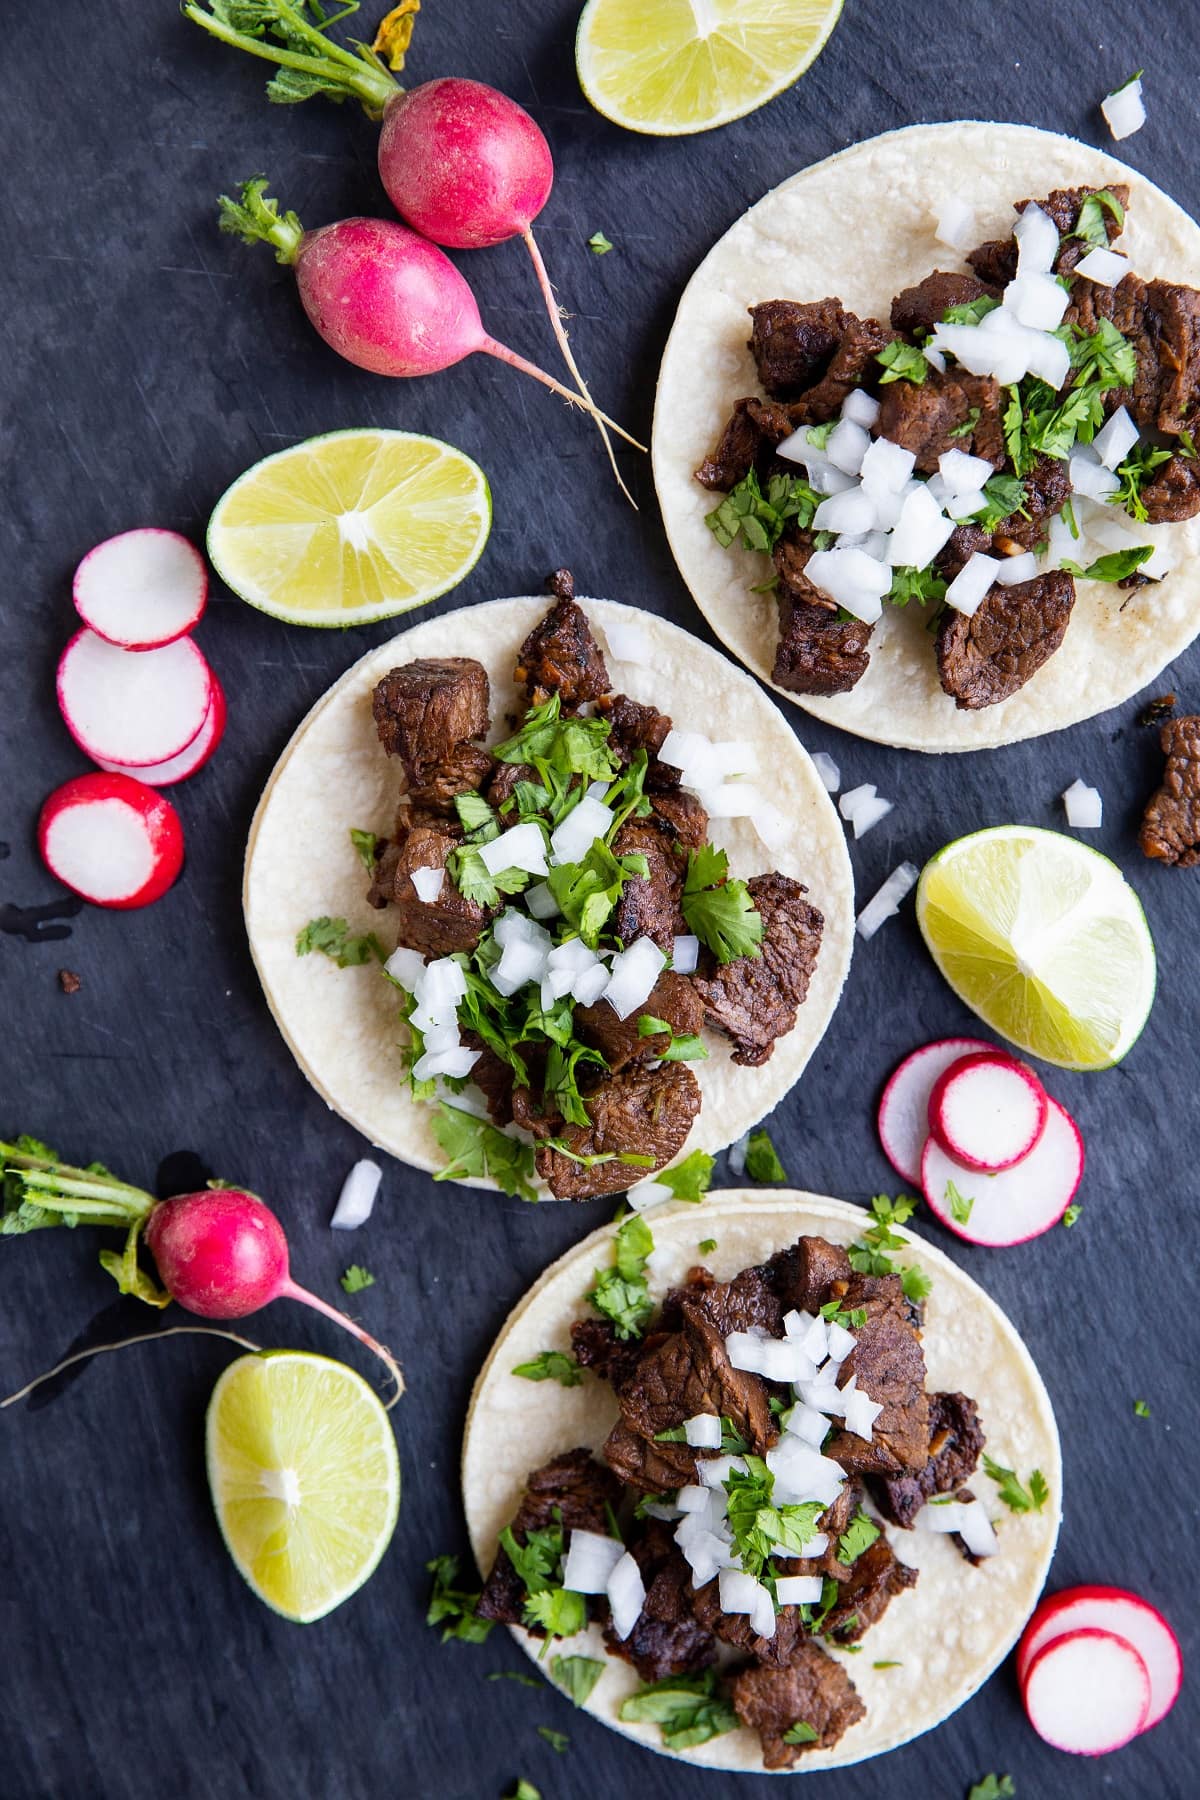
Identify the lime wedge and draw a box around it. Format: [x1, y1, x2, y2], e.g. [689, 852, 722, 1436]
[206, 1351, 400, 1622]
[207, 429, 491, 627]
[576, 0, 843, 136]
[916, 826, 1156, 1072]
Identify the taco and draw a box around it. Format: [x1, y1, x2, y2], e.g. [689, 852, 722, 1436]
[461, 1192, 1060, 1771]
[244, 580, 852, 1200]
[653, 121, 1200, 752]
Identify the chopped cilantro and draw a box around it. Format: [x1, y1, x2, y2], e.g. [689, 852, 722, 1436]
[536, 1726, 569, 1754]
[967, 1777, 1015, 1800]
[877, 341, 928, 385]
[488, 1670, 541, 1688]
[587, 1213, 655, 1340]
[524, 1588, 587, 1641]
[705, 468, 820, 554]
[656, 1416, 749, 1454]
[945, 1179, 975, 1225]
[426, 1554, 494, 1644]
[725, 1456, 825, 1579]
[1072, 188, 1125, 250]
[1062, 1202, 1082, 1228]
[975, 473, 1027, 533]
[547, 837, 648, 946]
[349, 826, 378, 871]
[493, 693, 618, 783]
[744, 1126, 788, 1183]
[587, 230, 612, 254]
[295, 916, 385, 968]
[653, 1149, 715, 1203]
[889, 564, 947, 608]
[982, 1454, 1049, 1515]
[805, 420, 837, 451]
[1134, 1398, 1151, 1418]
[508, 1782, 541, 1800]
[945, 296, 1001, 327]
[1179, 428, 1196, 459]
[820, 1299, 867, 1329]
[947, 405, 983, 439]
[782, 1719, 819, 1745]
[837, 1511, 881, 1564]
[454, 791, 497, 836]
[1061, 493, 1080, 538]
[1062, 546, 1153, 583]
[511, 1350, 583, 1388]
[448, 844, 533, 909]
[1110, 443, 1173, 522]
[499, 1524, 563, 1597]
[682, 844, 763, 965]
[551, 1653, 606, 1706]
[699, 1237, 718, 1254]
[339, 1263, 375, 1295]
[847, 1195, 932, 1305]
[432, 1104, 539, 1203]
[619, 1670, 739, 1751]
[872, 1659, 902, 1669]
[637, 1014, 708, 1064]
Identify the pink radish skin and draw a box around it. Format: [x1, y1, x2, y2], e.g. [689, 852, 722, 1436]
[1018, 1586, 1182, 1730]
[928, 1050, 1049, 1172]
[95, 674, 226, 789]
[38, 773, 184, 909]
[877, 1038, 993, 1184]
[378, 79, 553, 249]
[73, 529, 207, 650]
[1023, 1626, 1150, 1754]
[921, 1097, 1084, 1246]
[57, 628, 212, 768]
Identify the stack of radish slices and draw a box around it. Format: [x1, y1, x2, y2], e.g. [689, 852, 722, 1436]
[40, 531, 222, 909]
[1018, 1585, 1181, 1754]
[878, 1039, 1084, 1245]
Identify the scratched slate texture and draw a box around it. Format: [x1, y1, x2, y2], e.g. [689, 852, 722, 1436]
[1, 1, 1197, 1797]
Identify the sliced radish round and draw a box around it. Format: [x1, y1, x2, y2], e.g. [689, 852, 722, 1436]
[38, 773, 184, 909]
[877, 1037, 993, 1183]
[73, 529, 207, 649]
[94, 674, 226, 788]
[928, 1050, 1049, 1172]
[57, 629, 212, 768]
[1018, 1586, 1182, 1730]
[922, 1097, 1084, 1246]
[1023, 1627, 1150, 1755]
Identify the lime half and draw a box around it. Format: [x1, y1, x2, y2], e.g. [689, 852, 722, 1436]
[916, 825, 1156, 1072]
[206, 1351, 401, 1623]
[207, 429, 491, 627]
[576, 0, 843, 136]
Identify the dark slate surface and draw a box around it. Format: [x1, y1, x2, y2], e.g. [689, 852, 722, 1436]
[2, 1, 1196, 1796]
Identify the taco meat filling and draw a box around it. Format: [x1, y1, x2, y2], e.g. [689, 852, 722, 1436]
[698, 183, 1200, 709]
[1139, 713, 1200, 866]
[364, 575, 824, 1199]
[480, 1230, 998, 1769]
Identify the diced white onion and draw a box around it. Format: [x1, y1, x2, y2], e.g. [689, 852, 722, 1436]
[1069, 450, 1121, 500]
[796, 1380, 846, 1418]
[860, 437, 917, 495]
[810, 750, 841, 793]
[411, 865, 444, 904]
[784, 1403, 832, 1448]
[562, 1528, 625, 1595]
[640, 1498, 684, 1523]
[1074, 246, 1132, 286]
[1021, 326, 1072, 389]
[932, 320, 1028, 385]
[698, 1454, 745, 1489]
[839, 782, 875, 825]
[923, 345, 947, 374]
[1063, 778, 1104, 828]
[385, 945, 426, 991]
[1004, 270, 1071, 331]
[856, 861, 919, 940]
[412, 1045, 481, 1081]
[1094, 406, 1139, 470]
[550, 794, 614, 865]
[658, 730, 756, 791]
[718, 1569, 761, 1616]
[841, 388, 880, 428]
[812, 485, 879, 535]
[603, 936, 667, 1019]
[602, 618, 652, 664]
[572, 963, 610, 1006]
[479, 821, 547, 877]
[698, 779, 762, 819]
[945, 551, 1000, 618]
[775, 1574, 825, 1606]
[993, 551, 1039, 587]
[684, 1413, 723, 1450]
[1043, 509, 1080, 570]
[947, 488, 988, 520]
[851, 793, 893, 839]
[1014, 203, 1061, 276]
[886, 484, 955, 568]
[765, 1438, 846, 1507]
[935, 194, 978, 251]
[606, 1552, 646, 1640]
[825, 417, 872, 476]
[825, 1320, 857, 1363]
[671, 933, 700, 974]
[1101, 75, 1146, 141]
[956, 1501, 1000, 1558]
[330, 1159, 382, 1230]
[523, 880, 559, 921]
[841, 1378, 884, 1442]
[917, 1499, 968, 1533]
[677, 1484, 711, 1515]
[938, 448, 995, 497]
[803, 548, 890, 624]
[626, 1179, 674, 1214]
[547, 935, 600, 974]
[490, 937, 549, 998]
[750, 1584, 777, 1641]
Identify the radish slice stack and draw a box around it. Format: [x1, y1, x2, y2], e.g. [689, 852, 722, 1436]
[38, 772, 185, 909]
[1022, 1627, 1151, 1754]
[1018, 1585, 1183, 1737]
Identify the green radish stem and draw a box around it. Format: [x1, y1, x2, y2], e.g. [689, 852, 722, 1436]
[182, 1, 400, 118]
[2, 1326, 264, 1410]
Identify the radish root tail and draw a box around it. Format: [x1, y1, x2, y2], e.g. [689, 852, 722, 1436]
[479, 337, 648, 453]
[1, 1325, 263, 1409]
[280, 1279, 405, 1409]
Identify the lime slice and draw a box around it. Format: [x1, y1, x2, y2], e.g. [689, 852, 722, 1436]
[206, 1351, 401, 1622]
[576, 0, 842, 136]
[207, 429, 491, 627]
[916, 826, 1156, 1072]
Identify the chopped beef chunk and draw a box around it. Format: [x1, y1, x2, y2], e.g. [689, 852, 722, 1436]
[938, 522, 993, 576]
[991, 455, 1071, 554]
[603, 1519, 718, 1681]
[695, 396, 797, 491]
[463, 1034, 514, 1126]
[1142, 280, 1200, 435]
[765, 1235, 852, 1316]
[729, 1640, 866, 1770]
[935, 570, 1075, 710]
[871, 1390, 986, 1528]
[824, 1275, 929, 1476]
[603, 1420, 700, 1494]
[569, 1317, 646, 1389]
[890, 271, 994, 337]
[486, 759, 534, 816]
[1139, 453, 1200, 523]
[772, 535, 874, 696]
[1139, 714, 1200, 866]
[822, 1536, 919, 1643]
[1065, 273, 1200, 436]
[787, 314, 899, 426]
[968, 184, 1129, 287]
[511, 1050, 560, 1140]
[597, 692, 677, 780]
[691, 1575, 810, 1670]
[515, 577, 610, 709]
[576, 970, 704, 1072]
[611, 819, 687, 949]
[875, 367, 1004, 472]
[477, 1449, 623, 1626]
[661, 1264, 784, 1338]
[648, 788, 709, 848]
[692, 873, 823, 1065]
[1139, 693, 1177, 727]
[748, 297, 847, 400]
[371, 658, 489, 786]
[535, 1061, 702, 1200]
[374, 822, 491, 954]
[406, 742, 495, 813]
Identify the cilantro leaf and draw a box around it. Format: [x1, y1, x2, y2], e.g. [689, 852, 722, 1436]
[877, 341, 928, 385]
[1110, 443, 1173, 522]
[982, 1453, 1049, 1514]
[454, 791, 497, 836]
[975, 473, 1027, 533]
[782, 1720, 819, 1745]
[945, 1179, 975, 1224]
[523, 1586, 587, 1641]
[699, 1237, 718, 1254]
[821, 1300, 867, 1328]
[705, 468, 820, 555]
[967, 1777, 1015, 1800]
[653, 1149, 715, 1203]
[1072, 188, 1125, 251]
[636, 1014, 708, 1064]
[509, 1782, 541, 1800]
[619, 1671, 739, 1751]
[499, 1523, 563, 1598]
[682, 844, 763, 965]
[511, 1350, 584, 1388]
[426, 1554, 494, 1644]
[295, 916, 385, 967]
[744, 1127, 787, 1183]
[551, 1653, 606, 1706]
[448, 845, 532, 909]
[805, 420, 837, 450]
[724, 1457, 824, 1579]
[837, 1511, 881, 1564]
[947, 405, 982, 439]
[349, 826, 378, 871]
[656, 1415, 748, 1454]
[487, 1670, 541, 1687]
[1134, 1397, 1151, 1418]
[339, 1264, 375, 1295]
[1062, 546, 1153, 583]
[889, 564, 947, 608]
[432, 1104, 539, 1203]
[547, 838, 645, 946]
[847, 1194, 931, 1304]
[1062, 1202, 1082, 1228]
[493, 693, 618, 783]
[536, 1726, 569, 1754]
[943, 296, 1000, 327]
[587, 230, 612, 254]
[901, 1263, 934, 1304]
[588, 1214, 655, 1339]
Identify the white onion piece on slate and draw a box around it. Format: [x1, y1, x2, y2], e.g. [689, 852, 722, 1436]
[1094, 406, 1139, 470]
[1069, 451, 1121, 501]
[812, 485, 878, 534]
[1005, 269, 1071, 331]
[1074, 246, 1132, 286]
[550, 794, 613, 864]
[826, 417, 871, 476]
[1102, 75, 1146, 140]
[810, 751, 841, 793]
[841, 388, 881, 428]
[684, 1413, 723, 1450]
[385, 945, 426, 990]
[330, 1160, 382, 1229]
[728, 1133, 749, 1179]
[524, 880, 559, 921]
[1015, 202, 1060, 274]
[606, 1552, 646, 1640]
[994, 551, 1040, 587]
[626, 1179, 673, 1213]
[775, 1574, 825, 1606]
[671, 933, 699, 974]
[603, 936, 666, 1018]
[849, 793, 893, 839]
[935, 194, 977, 251]
[857, 862, 919, 940]
[804, 548, 890, 623]
[886, 485, 955, 567]
[1063, 778, 1104, 828]
[479, 821, 547, 877]
[938, 448, 995, 496]
[411, 865, 444, 903]
[563, 1529, 625, 1595]
[602, 618, 651, 664]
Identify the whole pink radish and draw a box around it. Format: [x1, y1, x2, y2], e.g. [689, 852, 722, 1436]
[218, 179, 639, 447]
[1, 1138, 402, 1398]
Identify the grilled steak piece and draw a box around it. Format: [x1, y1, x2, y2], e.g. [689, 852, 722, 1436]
[1140, 715, 1200, 866]
[729, 1640, 866, 1770]
[535, 1061, 702, 1200]
[1142, 280, 1200, 434]
[376, 823, 491, 955]
[968, 184, 1129, 287]
[821, 1536, 919, 1643]
[649, 789, 709, 848]
[477, 1448, 623, 1626]
[773, 536, 874, 696]
[372, 658, 489, 785]
[824, 1275, 929, 1476]
[660, 1263, 783, 1338]
[603, 1420, 700, 1494]
[407, 742, 495, 813]
[890, 271, 994, 337]
[786, 314, 899, 426]
[871, 1391, 986, 1528]
[695, 395, 797, 491]
[611, 819, 688, 949]
[989, 455, 1071, 555]
[748, 298, 847, 400]
[692, 873, 823, 1066]
[598, 692, 677, 779]
[603, 1519, 718, 1682]
[515, 574, 610, 709]
[936, 570, 1075, 710]
[569, 1317, 647, 1388]
[464, 1034, 515, 1126]
[765, 1235, 853, 1316]
[691, 1576, 810, 1670]
[1139, 452, 1200, 522]
[576, 970, 704, 1072]
[486, 759, 535, 816]
[875, 367, 1004, 472]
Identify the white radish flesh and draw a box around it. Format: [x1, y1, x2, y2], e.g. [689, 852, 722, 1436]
[73, 529, 208, 649]
[877, 1037, 995, 1184]
[1017, 1586, 1182, 1729]
[37, 772, 184, 909]
[922, 1097, 1084, 1246]
[928, 1050, 1049, 1172]
[1023, 1628, 1150, 1754]
[57, 629, 212, 767]
[94, 674, 226, 788]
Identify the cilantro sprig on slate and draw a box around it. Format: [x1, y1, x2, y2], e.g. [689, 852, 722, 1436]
[682, 844, 763, 964]
[651, 1148, 715, 1202]
[551, 1653, 606, 1706]
[744, 1127, 787, 1183]
[426, 1554, 494, 1644]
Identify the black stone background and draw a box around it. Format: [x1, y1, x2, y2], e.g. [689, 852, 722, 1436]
[2, 1, 1196, 1796]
